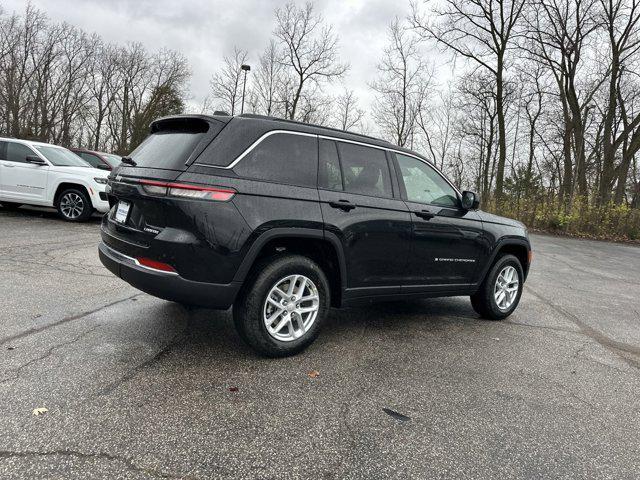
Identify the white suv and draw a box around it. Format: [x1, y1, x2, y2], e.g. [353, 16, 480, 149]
[0, 137, 110, 221]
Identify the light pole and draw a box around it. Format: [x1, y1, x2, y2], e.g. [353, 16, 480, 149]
[240, 64, 251, 114]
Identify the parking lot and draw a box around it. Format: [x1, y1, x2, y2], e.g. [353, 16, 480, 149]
[0, 207, 639, 479]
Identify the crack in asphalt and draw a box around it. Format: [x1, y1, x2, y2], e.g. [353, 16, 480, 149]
[96, 328, 188, 397]
[0, 294, 142, 348]
[525, 286, 640, 371]
[0, 449, 198, 479]
[0, 326, 101, 386]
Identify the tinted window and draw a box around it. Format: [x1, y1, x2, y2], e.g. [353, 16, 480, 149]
[129, 119, 216, 170]
[4, 142, 36, 163]
[78, 152, 102, 168]
[318, 139, 342, 190]
[337, 142, 392, 197]
[396, 154, 458, 207]
[234, 133, 318, 187]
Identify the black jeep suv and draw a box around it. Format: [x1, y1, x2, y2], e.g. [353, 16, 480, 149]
[99, 114, 531, 356]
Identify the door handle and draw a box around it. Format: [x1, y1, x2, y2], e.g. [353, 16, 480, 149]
[414, 210, 435, 220]
[2, 163, 14, 168]
[329, 200, 356, 211]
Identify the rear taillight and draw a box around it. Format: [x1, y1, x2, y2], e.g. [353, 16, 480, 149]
[139, 180, 235, 202]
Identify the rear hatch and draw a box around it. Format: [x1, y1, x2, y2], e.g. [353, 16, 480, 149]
[103, 115, 228, 252]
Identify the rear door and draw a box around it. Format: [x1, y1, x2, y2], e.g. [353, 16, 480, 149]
[393, 153, 484, 290]
[0, 141, 49, 203]
[318, 139, 411, 297]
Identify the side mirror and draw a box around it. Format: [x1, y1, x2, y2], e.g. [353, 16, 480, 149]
[461, 190, 480, 210]
[96, 163, 111, 171]
[26, 155, 47, 166]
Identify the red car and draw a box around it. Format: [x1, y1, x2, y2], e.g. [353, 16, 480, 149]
[70, 148, 122, 171]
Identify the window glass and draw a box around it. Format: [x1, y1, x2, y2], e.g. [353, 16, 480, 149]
[35, 146, 90, 167]
[5, 142, 36, 163]
[396, 154, 458, 207]
[78, 152, 102, 168]
[234, 133, 318, 187]
[129, 130, 204, 170]
[337, 142, 392, 197]
[102, 154, 122, 168]
[318, 139, 342, 190]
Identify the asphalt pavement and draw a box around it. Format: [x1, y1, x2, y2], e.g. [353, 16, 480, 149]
[1, 206, 639, 479]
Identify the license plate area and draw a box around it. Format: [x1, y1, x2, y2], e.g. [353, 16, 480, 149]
[114, 201, 131, 224]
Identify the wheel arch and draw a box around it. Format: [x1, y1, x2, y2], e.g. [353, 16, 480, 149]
[478, 238, 531, 285]
[53, 182, 91, 207]
[232, 228, 347, 308]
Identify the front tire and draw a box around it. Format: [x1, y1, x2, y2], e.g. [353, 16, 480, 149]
[233, 254, 330, 357]
[471, 254, 523, 320]
[56, 188, 93, 222]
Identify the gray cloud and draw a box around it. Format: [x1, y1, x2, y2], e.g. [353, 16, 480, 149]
[3, 0, 410, 115]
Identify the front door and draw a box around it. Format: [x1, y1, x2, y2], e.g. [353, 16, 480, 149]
[0, 141, 49, 203]
[393, 153, 484, 290]
[318, 139, 411, 297]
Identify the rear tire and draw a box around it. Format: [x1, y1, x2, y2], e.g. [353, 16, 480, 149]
[233, 254, 330, 357]
[56, 188, 93, 222]
[471, 254, 523, 320]
[1, 202, 22, 210]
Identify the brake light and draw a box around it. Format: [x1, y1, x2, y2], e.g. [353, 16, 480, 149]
[139, 180, 235, 201]
[136, 257, 177, 273]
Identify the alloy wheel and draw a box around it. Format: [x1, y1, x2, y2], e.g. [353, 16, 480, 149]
[494, 265, 519, 311]
[263, 274, 320, 342]
[60, 192, 85, 219]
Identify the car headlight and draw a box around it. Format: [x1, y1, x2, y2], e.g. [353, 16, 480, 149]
[94, 177, 108, 185]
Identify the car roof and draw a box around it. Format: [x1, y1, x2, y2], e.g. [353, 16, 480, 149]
[0, 137, 67, 149]
[150, 114, 431, 164]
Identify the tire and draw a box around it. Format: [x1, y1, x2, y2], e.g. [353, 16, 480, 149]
[1, 202, 22, 210]
[471, 254, 524, 320]
[56, 188, 93, 222]
[233, 254, 330, 357]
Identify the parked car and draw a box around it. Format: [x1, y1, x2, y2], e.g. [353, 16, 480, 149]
[0, 137, 110, 221]
[99, 114, 532, 356]
[70, 148, 122, 171]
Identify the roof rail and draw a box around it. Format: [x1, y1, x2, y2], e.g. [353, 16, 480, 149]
[238, 113, 389, 145]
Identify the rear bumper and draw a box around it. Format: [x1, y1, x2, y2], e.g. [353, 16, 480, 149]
[98, 242, 240, 309]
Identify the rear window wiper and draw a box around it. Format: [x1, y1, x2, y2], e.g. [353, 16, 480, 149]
[121, 156, 137, 167]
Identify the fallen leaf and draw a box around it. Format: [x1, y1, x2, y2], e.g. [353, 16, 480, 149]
[228, 386, 239, 392]
[32, 407, 48, 416]
[308, 370, 320, 378]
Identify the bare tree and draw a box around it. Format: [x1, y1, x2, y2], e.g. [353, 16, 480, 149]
[209, 47, 248, 116]
[412, 0, 526, 200]
[332, 88, 365, 131]
[371, 18, 431, 147]
[274, 2, 348, 120]
[253, 40, 285, 116]
[599, 0, 640, 204]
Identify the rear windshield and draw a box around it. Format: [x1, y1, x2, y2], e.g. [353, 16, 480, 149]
[128, 119, 215, 170]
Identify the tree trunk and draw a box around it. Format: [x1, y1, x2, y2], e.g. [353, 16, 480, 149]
[494, 55, 506, 202]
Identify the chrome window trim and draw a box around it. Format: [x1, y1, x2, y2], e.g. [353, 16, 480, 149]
[193, 129, 461, 197]
[194, 130, 316, 170]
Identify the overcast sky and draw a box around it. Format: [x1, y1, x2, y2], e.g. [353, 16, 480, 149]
[3, 0, 420, 118]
